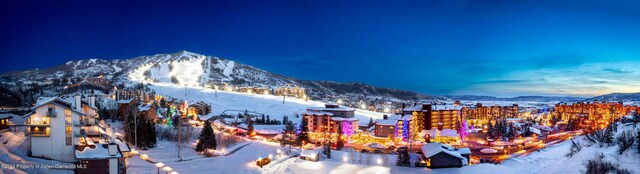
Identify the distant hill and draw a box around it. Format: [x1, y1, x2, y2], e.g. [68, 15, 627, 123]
[441, 95, 585, 102]
[585, 92, 640, 102]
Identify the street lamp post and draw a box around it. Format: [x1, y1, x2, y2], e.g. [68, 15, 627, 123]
[162, 166, 172, 174]
[155, 162, 165, 174]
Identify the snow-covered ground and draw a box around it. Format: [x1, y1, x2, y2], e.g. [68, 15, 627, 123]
[149, 84, 384, 125]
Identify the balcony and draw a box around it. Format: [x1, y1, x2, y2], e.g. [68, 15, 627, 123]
[27, 126, 50, 137]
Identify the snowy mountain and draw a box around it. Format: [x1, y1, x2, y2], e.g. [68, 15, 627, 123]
[585, 92, 640, 102]
[0, 51, 431, 103]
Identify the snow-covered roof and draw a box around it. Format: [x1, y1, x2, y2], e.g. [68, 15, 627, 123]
[307, 105, 355, 112]
[114, 138, 131, 152]
[303, 111, 334, 116]
[402, 105, 422, 112]
[0, 113, 16, 119]
[331, 117, 358, 122]
[402, 104, 462, 112]
[387, 114, 402, 120]
[421, 143, 467, 165]
[375, 119, 397, 126]
[300, 149, 319, 158]
[457, 148, 471, 155]
[75, 144, 122, 159]
[32, 97, 85, 116]
[432, 104, 462, 111]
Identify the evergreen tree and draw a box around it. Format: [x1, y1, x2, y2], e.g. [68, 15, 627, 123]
[296, 116, 310, 145]
[196, 121, 217, 152]
[136, 116, 148, 147]
[281, 121, 295, 147]
[396, 147, 410, 166]
[283, 116, 288, 125]
[267, 115, 271, 124]
[261, 114, 266, 124]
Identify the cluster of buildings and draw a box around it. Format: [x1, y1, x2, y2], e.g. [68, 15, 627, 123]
[552, 101, 640, 130]
[27, 95, 129, 174]
[209, 83, 309, 100]
[461, 103, 519, 128]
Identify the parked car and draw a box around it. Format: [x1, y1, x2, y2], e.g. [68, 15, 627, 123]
[373, 150, 383, 154]
[360, 149, 369, 153]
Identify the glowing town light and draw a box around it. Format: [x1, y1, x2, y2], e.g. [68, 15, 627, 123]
[337, 99, 343, 104]
[343, 156, 348, 162]
[162, 166, 172, 172]
[384, 108, 390, 113]
[377, 158, 382, 165]
[140, 154, 149, 160]
[155, 162, 165, 168]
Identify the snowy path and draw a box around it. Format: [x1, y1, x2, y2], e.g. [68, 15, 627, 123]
[129, 141, 281, 174]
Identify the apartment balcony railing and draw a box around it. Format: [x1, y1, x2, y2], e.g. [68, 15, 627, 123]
[28, 130, 49, 137]
[27, 127, 50, 137]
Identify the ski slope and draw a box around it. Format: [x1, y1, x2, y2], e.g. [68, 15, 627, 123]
[149, 84, 384, 124]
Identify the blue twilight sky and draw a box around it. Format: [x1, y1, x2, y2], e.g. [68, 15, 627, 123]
[2, 0, 640, 97]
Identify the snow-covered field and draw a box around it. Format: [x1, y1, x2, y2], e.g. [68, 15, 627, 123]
[149, 84, 384, 125]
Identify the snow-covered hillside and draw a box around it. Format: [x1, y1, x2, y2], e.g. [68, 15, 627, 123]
[0, 51, 432, 103]
[149, 84, 384, 124]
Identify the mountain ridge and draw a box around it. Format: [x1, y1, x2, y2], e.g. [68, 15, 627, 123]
[0, 51, 433, 103]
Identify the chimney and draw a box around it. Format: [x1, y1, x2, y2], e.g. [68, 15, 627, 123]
[89, 96, 96, 107]
[74, 95, 82, 111]
[108, 143, 118, 156]
[383, 115, 388, 120]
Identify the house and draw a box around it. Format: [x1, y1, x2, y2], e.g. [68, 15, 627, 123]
[420, 143, 469, 168]
[28, 96, 127, 174]
[116, 98, 137, 120]
[419, 128, 461, 144]
[374, 114, 412, 140]
[300, 149, 320, 162]
[137, 102, 158, 121]
[189, 101, 211, 116]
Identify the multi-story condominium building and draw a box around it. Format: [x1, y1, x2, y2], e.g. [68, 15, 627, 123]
[403, 104, 463, 143]
[27, 95, 129, 174]
[274, 86, 307, 100]
[403, 104, 463, 131]
[553, 101, 639, 130]
[303, 103, 358, 136]
[374, 114, 412, 141]
[461, 103, 519, 128]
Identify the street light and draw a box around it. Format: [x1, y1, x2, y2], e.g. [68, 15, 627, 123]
[155, 162, 165, 174]
[162, 166, 172, 174]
